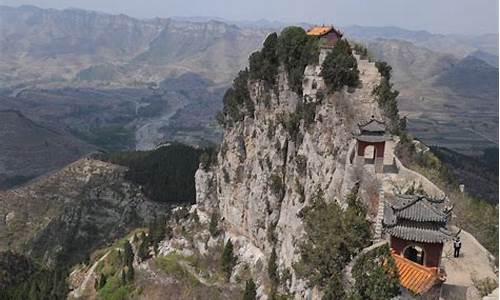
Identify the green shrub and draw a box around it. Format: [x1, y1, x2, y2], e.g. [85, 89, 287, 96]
[277, 27, 320, 94]
[351, 244, 400, 300]
[353, 43, 369, 60]
[372, 77, 400, 133]
[243, 279, 257, 300]
[98, 276, 134, 300]
[137, 232, 151, 261]
[321, 276, 346, 300]
[223, 70, 252, 124]
[249, 33, 280, 86]
[221, 239, 236, 281]
[209, 212, 220, 237]
[221, 26, 320, 127]
[123, 241, 134, 268]
[321, 39, 360, 92]
[294, 188, 371, 291]
[148, 214, 168, 253]
[375, 61, 392, 80]
[155, 252, 198, 285]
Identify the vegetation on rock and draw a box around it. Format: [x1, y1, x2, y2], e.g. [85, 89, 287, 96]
[105, 143, 207, 204]
[373, 61, 401, 133]
[94, 244, 139, 300]
[219, 26, 320, 127]
[277, 27, 320, 94]
[221, 239, 237, 281]
[0, 251, 68, 300]
[294, 188, 371, 299]
[243, 279, 257, 300]
[321, 39, 360, 92]
[249, 33, 280, 86]
[352, 43, 369, 60]
[209, 211, 220, 237]
[222, 70, 253, 125]
[351, 244, 400, 300]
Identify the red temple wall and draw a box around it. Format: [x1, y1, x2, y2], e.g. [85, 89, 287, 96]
[390, 236, 443, 268]
[322, 31, 339, 42]
[357, 141, 385, 158]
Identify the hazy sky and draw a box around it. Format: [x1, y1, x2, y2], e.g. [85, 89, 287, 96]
[3, 0, 499, 34]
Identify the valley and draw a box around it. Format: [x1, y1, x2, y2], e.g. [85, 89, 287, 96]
[0, 13, 497, 299]
[1, 6, 497, 160]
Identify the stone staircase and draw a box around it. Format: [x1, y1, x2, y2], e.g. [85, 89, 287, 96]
[373, 188, 385, 242]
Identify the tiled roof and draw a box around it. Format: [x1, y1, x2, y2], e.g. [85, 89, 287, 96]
[385, 223, 456, 243]
[383, 195, 456, 243]
[359, 118, 386, 133]
[306, 26, 333, 36]
[391, 195, 450, 223]
[392, 252, 440, 294]
[356, 135, 392, 143]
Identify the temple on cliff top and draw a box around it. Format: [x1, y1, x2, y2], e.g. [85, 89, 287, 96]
[306, 25, 343, 47]
[383, 194, 457, 297]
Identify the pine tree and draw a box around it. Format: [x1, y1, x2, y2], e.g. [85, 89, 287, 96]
[209, 212, 219, 237]
[321, 39, 360, 92]
[126, 265, 135, 282]
[123, 240, 134, 267]
[221, 239, 236, 280]
[243, 279, 257, 300]
[121, 269, 127, 284]
[137, 232, 150, 261]
[351, 245, 400, 300]
[294, 188, 371, 290]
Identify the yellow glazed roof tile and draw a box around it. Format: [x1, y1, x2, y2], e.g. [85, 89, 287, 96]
[306, 26, 333, 36]
[392, 252, 440, 294]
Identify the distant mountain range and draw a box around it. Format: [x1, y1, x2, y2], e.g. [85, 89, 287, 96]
[365, 38, 498, 153]
[0, 5, 268, 88]
[345, 25, 498, 61]
[0, 5, 497, 187]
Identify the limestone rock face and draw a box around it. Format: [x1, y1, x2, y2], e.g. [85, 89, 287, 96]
[196, 52, 384, 298]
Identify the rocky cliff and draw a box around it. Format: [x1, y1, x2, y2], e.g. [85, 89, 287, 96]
[195, 45, 388, 298]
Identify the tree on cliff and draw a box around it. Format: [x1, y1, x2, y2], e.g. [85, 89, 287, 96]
[249, 32, 279, 85]
[123, 240, 134, 267]
[294, 188, 371, 299]
[277, 26, 320, 94]
[221, 239, 237, 281]
[209, 211, 220, 237]
[243, 279, 257, 300]
[351, 244, 400, 300]
[321, 39, 360, 92]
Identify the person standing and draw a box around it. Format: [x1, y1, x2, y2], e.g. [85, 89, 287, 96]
[453, 237, 462, 258]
